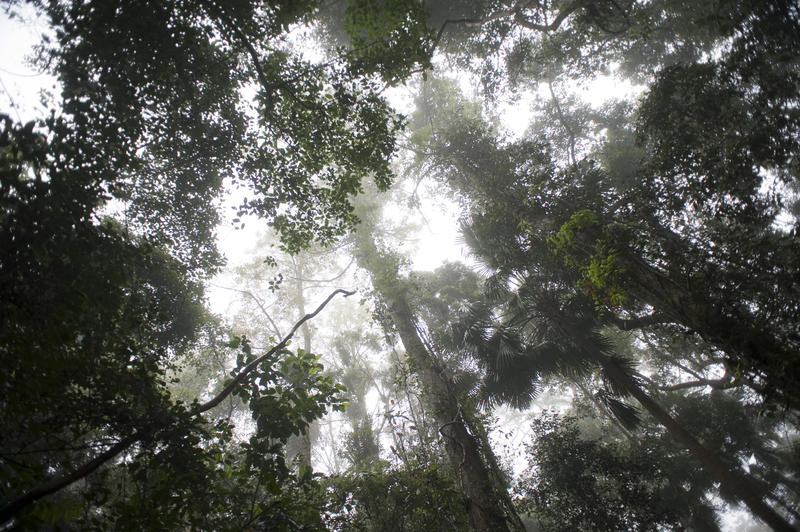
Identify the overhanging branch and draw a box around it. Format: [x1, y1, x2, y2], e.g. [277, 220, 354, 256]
[0, 289, 353, 525]
[196, 288, 354, 414]
[0, 434, 139, 524]
[607, 312, 666, 330]
[433, 0, 583, 49]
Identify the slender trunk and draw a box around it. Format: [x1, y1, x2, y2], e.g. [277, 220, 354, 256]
[294, 259, 313, 470]
[351, 193, 522, 530]
[603, 361, 796, 532]
[461, 410, 527, 532]
[384, 293, 522, 532]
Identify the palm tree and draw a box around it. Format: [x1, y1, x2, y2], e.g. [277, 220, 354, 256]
[454, 272, 796, 531]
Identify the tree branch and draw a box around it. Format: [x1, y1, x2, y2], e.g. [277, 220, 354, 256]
[201, 0, 271, 90]
[606, 312, 666, 330]
[515, 1, 584, 32]
[657, 365, 734, 392]
[0, 289, 353, 525]
[433, 0, 581, 47]
[657, 377, 735, 392]
[675, 361, 707, 381]
[0, 433, 139, 524]
[195, 289, 354, 414]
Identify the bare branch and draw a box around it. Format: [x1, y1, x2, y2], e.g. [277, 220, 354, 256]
[657, 378, 735, 392]
[658, 365, 734, 392]
[209, 283, 283, 337]
[289, 255, 357, 285]
[433, 0, 582, 49]
[515, 1, 584, 32]
[675, 361, 707, 382]
[606, 312, 666, 331]
[196, 289, 354, 414]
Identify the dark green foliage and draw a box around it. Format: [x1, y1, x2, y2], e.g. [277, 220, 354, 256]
[1, 0, 401, 525]
[429, 0, 770, 93]
[515, 412, 719, 532]
[237, 346, 347, 461]
[1, 116, 206, 518]
[322, 463, 470, 531]
[22, 0, 404, 264]
[343, 0, 435, 83]
[245, 62, 402, 251]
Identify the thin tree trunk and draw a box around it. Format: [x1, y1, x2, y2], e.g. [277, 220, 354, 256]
[603, 360, 796, 532]
[351, 192, 523, 531]
[293, 258, 313, 470]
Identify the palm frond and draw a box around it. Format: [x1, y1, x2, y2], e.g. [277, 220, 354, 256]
[596, 389, 641, 431]
[484, 271, 512, 303]
[600, 354, 642, 397]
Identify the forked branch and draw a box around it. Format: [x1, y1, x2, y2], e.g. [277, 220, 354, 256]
[434, 0, 585, 45]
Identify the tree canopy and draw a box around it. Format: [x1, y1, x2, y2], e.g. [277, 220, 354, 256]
[1, 0, 799, 529]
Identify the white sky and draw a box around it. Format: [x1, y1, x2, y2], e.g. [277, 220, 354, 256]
[0, 6, 56, 121]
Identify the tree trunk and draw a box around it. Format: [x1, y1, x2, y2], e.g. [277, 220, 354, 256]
[384, 293, 523, 531]
[603, 360, 796, 532]
[351, 192, 523, 531]
[293, 258, 313, 470]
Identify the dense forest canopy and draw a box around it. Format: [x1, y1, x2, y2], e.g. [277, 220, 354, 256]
[1, 0, 799, 530]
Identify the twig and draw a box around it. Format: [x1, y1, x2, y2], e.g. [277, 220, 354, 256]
[209, 283, 283, 337]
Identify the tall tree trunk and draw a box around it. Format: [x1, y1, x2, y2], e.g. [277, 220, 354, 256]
[603, 360, 796, 532]
[384, 293, 524, 532]
[352, 193, 523, 531]
[293, 258, 313, 470]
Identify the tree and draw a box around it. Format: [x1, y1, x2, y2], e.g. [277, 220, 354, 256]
[1, 0, 402, 523]
[349, 189, 525, 531]
[404, 71, 797, 528]
[515, 411, 714, 531]
[5, 0, 800, 527]
[5, 0, 403, 266]
[322, 463, 470, 531]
